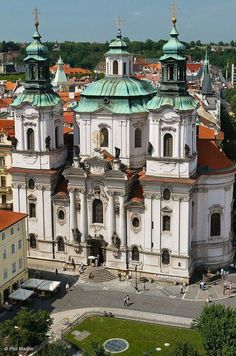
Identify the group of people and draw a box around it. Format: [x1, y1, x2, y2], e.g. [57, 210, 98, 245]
[124, 295, 130, 306]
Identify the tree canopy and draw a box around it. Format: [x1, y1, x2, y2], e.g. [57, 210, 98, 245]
[193, 304, 236, 356]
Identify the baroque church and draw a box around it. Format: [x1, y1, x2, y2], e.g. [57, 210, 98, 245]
[10, 15, 235, 283]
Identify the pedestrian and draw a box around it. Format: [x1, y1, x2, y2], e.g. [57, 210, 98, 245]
[223, 282, 227, 295]
[124, 296, 127, 306]
[180, 284, 184, 294]
[55, 268, 58, 275]
[126, 295, 130, 306]
[229, 281, 232, 295]
[65, 283, 69, 293]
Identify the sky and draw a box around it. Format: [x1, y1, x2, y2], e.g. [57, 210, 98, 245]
[1, 0, 236, 43]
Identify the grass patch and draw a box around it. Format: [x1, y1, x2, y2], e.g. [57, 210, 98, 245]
[64, 316, 205, 355]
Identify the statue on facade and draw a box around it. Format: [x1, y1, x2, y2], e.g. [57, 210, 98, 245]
[45, 136, 51, 150]
[72, 228, 82, 244]
[184, 144, 190, 158]
[73, 145, 80, 157]
[147, 142, 153, 156]
[114, 146, 120, 159]
[112, 232, 121, 249]
[11, 136, 18, 149]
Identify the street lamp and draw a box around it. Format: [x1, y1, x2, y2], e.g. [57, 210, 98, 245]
[135, 265, 138, 291]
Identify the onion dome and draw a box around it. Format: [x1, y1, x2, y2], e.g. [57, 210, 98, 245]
[24, 20, 48, 61]
[160, 17, 185, 61]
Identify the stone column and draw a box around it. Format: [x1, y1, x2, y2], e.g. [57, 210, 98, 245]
[119, 194, 126, 246]
[80, 189, 87, 242]
[108, 191, 115, 244]
[69, 187, 76, 241]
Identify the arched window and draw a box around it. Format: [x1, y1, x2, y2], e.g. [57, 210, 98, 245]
[163, 216, 170, 231]
[168, 66, 174, 80]
[28, 178, 35, 190]
[162, 250, 170, 265]
[29, 234, 36, 249]
[55, 126, 59, 148]
[100, 127, 108, 147]
[29, 203, 36, 218]
[164, 133, 173, 157]
[57, 237, 65, 252]
[27, 128, 35, 150]
[135, 128, 142, 148]
[132, 247, 139, 261]
[113, 60, 118, 75]
[210, 213, 221, 236]
[92, 199, 103, 223]
[58, 210, 65, 220]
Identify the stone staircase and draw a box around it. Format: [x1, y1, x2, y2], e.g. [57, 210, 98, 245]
[79, 266, 117, 283]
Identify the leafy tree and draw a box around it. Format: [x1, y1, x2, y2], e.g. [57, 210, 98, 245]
[0, 309, 52, 354]
[169, 341, 200, 356]
[39, 340, 68, 355]
[193, 304, 236, 356]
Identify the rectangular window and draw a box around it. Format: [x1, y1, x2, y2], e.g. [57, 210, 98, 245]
[1, 176, 6, 187]
[2, 194, 6, 204]
[12, 262, 16, 274]
[3, 249, 6, 259]
[19, 258, 22, 269]
[3, 268, 7, 280]
[2, 232, 5, 240]
[10, 227, 14, 235]
[18, 240, 22, 249]
[11, 243, 15, 254]
[163, 215, 171, 231]
[0, 157, 5, 166]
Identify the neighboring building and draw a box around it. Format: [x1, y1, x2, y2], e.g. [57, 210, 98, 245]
[11, 17, 235, 282]
[231, 64, 236, 87]
[52, 57, 68, 92]
[0, 210, 28, 305]
[0, 119, 15, 210]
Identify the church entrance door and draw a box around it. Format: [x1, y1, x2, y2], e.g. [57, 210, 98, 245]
[89, 239, 105, 265]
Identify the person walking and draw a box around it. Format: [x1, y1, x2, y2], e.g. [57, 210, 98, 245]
[124, 296, 127, 306]
[180, 284, 184, 294]
[55, 268, 58, 275]
[65, 283, 69, 293]
[126, 295, 130, 306]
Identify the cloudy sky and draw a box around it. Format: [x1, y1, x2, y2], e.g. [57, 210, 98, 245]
[1, 0, 236, 43]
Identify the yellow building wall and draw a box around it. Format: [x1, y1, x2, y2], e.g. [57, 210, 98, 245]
[0, 218, 28, 305]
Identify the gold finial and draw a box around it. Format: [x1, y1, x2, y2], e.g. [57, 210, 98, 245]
[171, 0, 177, 24]
[33, 7, 40, 29]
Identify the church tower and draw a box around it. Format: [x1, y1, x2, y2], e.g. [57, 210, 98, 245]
[146, 16, 198, 178]
[10, 12, 67, 261]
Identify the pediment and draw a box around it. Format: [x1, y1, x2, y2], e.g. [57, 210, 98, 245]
[27, 193, 37, 201]
[84, 155, 111, 175]
[161, 206, 172, 213]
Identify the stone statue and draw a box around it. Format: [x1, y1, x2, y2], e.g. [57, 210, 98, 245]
[185, 144, 190, 157]
[11, 136, 18, 149]
[147, 142, 153, 156]
[74, 145, 80, 157]
[72, 228, 82, 244]
[112, 232, 121, 249]
[45, 136, 51, 150]
[114, 146, 120, 159]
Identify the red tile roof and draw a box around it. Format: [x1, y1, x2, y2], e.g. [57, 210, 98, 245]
[197, 139, 235, 174]
[187, 63, 202, 73]
[141, 176, 196, 184]
[63, 111, 75, 124]
[50, 64, 91, 75]
[0, 119, 15, 137]
[0, 210, 27, 231]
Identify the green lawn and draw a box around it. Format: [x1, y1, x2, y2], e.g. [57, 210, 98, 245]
[65, 316, 205, 355]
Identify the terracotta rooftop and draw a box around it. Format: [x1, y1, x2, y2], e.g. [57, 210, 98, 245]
[198, 125, 224, 141]
[4, 81, 17, 92]
[8, 167, 59, 175]
[63, 111, 75, 124]
[0, 210, 27, 231]
[187, 63, 202, 73]
[63, 127, 73, 134]
[50, 64, 91, 75]
[0, 119, 15, 137]
[197, 139, 235, 174]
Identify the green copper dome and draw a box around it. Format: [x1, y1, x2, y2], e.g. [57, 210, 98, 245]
[106, 29, 130, 55]
[24, 25, 48, 61]
[81, 77, 156, 98]
[160, 20, 185, 61]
